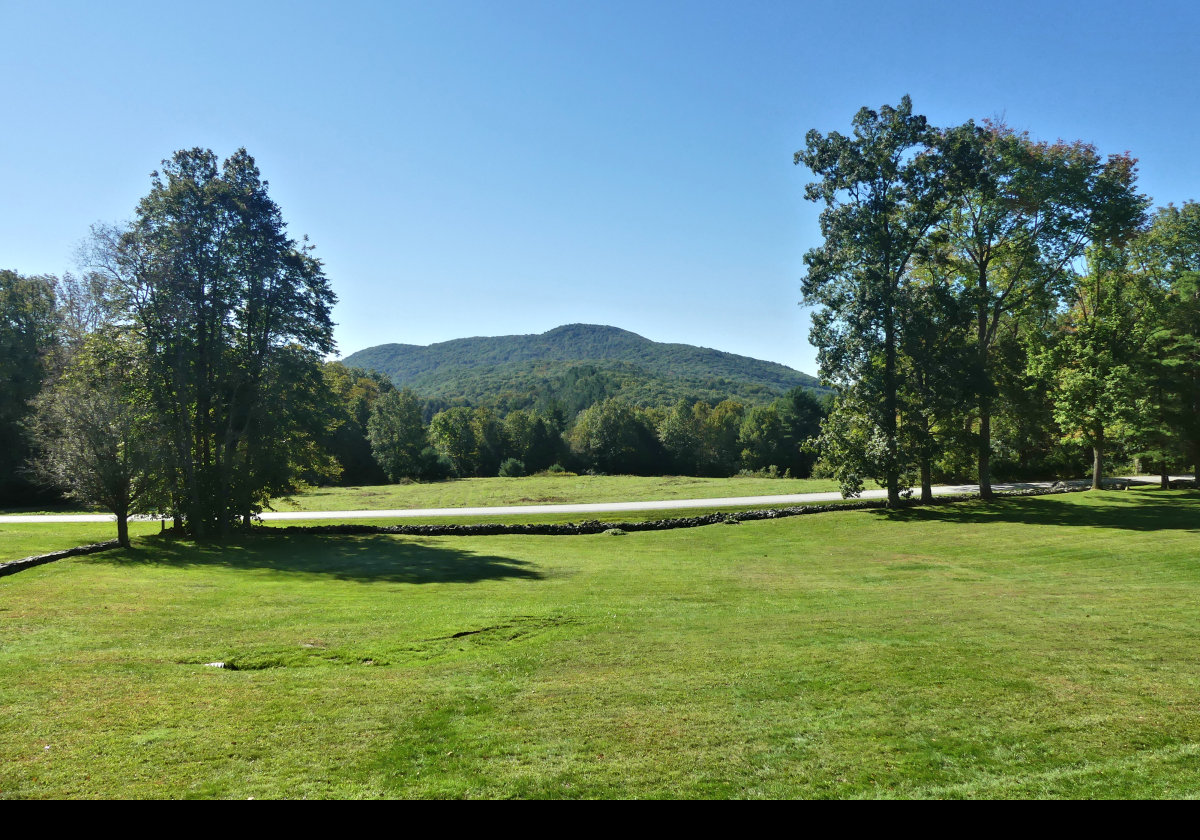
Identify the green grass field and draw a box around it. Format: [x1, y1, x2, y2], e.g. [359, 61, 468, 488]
[2, 489, 1199, 798]
[268, 474, 843, 512]
[1, 475, 844, 518]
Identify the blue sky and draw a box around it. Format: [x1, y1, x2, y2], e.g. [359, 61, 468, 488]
[3, 0, 1197, 375]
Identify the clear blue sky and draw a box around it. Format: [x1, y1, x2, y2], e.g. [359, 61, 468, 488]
[3, 0, 1197, 375]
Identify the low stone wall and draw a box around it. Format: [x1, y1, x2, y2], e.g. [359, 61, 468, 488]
[0, 540, 121, 579]
[275, 485, 1089, 538]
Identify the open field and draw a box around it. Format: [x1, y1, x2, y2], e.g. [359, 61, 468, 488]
[3, 489, 1200, 798]
[0, 476, 846, 519]
[268, 475, 843, 512]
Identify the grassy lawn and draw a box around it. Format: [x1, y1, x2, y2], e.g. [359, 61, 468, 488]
[0, 521, 161, 563]
[2, 489, 1199, 798]
[268, 474, 844, 512]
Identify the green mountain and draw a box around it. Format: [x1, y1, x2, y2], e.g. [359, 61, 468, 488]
[342, 324, 826, 413]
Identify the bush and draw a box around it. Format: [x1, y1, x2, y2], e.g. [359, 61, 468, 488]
[498, 458, 526, 477]
[736, 465, 791, 479]
[533, 465, 578, 477]
[417, 446, 456, 481]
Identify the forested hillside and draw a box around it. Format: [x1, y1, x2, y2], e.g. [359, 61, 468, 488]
[342, 323, 825, 410]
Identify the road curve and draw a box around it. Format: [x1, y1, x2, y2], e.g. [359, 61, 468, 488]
[0, 480, 1107, 524]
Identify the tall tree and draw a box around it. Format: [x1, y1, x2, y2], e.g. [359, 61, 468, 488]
[1131, 202, 1200, 479]
[796, 96, 950, 505]
[88, 149, 337, 536]
[934, 123, 1147, 497]
[1035, 249, 1149, 489]
[569, 398, 663, 475]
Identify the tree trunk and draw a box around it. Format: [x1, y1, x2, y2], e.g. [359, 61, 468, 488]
[1091, 432, 1105, 490]
[116, 511, 131, 549]
[884, 308, 900, 508]
[1161, 461, 1170, 490]
[978, 408, 993, 500]
[977, 277, 993, 502]
[920, 456, 933, 504]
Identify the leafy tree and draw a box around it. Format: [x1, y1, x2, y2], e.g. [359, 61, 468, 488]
[501, 409, 564, 473]
[777, 386, 826, 478]
[87, 149, 336, 535]
[1131, 203, 1200, 479]
[0, 269, 60, 504]
[569, 398, 664, 474]
[696, 399, 745, 476]
[471, 407, 505, 477]
[32, 331, 162, 547]
[323, 362, 394, 485]
[367, 388, 427, 482]
[659, 399, 702, 474]
[796, 96, 951, 505]
[933, 122, 1147, 497]
[1034, 249, 1149, 489]
[738, 404, 790, 473]
[811, 387, 893, 498]
[428, 406, 478, 476]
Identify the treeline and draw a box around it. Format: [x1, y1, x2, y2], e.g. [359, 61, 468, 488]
[795, 97, 1199, 504]
[323, 360, 827, 481]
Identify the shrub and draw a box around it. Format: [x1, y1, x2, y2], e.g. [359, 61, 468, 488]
[498, 458, 526, 477]
[533, 465, 577, 477]
[418, 446, 456, 481]
[736, 465, 791, 479]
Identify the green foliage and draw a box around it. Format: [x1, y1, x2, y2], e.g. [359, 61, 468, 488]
[0, 269, 60, 504]
[797, 96, 950, 505]
[498, 458, 526, 477]
[569, 398, 665, 475]
[428, 406, 478, 477]
[659, 399, 702, 474]
[342, 324, 827, 413]
[367, 388, 427, 482]
[30, 330, 164, 546]
[323, 362, 394, 486]
[88, 148, 337, 536]
[932, 120, 1148, 494]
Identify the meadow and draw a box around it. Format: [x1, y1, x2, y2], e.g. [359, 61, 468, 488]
[269, 474, 843, 512]
[2, 489, 1199, 798]
[1, 475, 843, 520]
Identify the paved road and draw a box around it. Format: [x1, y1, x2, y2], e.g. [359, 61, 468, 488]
[0, 479, 1124, 524]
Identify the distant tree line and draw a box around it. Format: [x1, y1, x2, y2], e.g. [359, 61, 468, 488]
[337, 372, 827, 482]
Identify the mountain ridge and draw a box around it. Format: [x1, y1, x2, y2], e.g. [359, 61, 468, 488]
[342, 324, 825, 410]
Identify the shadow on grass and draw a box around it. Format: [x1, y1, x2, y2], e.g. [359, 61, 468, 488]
[103, 532, 545, 585]
[874, 490, 1200, 532]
